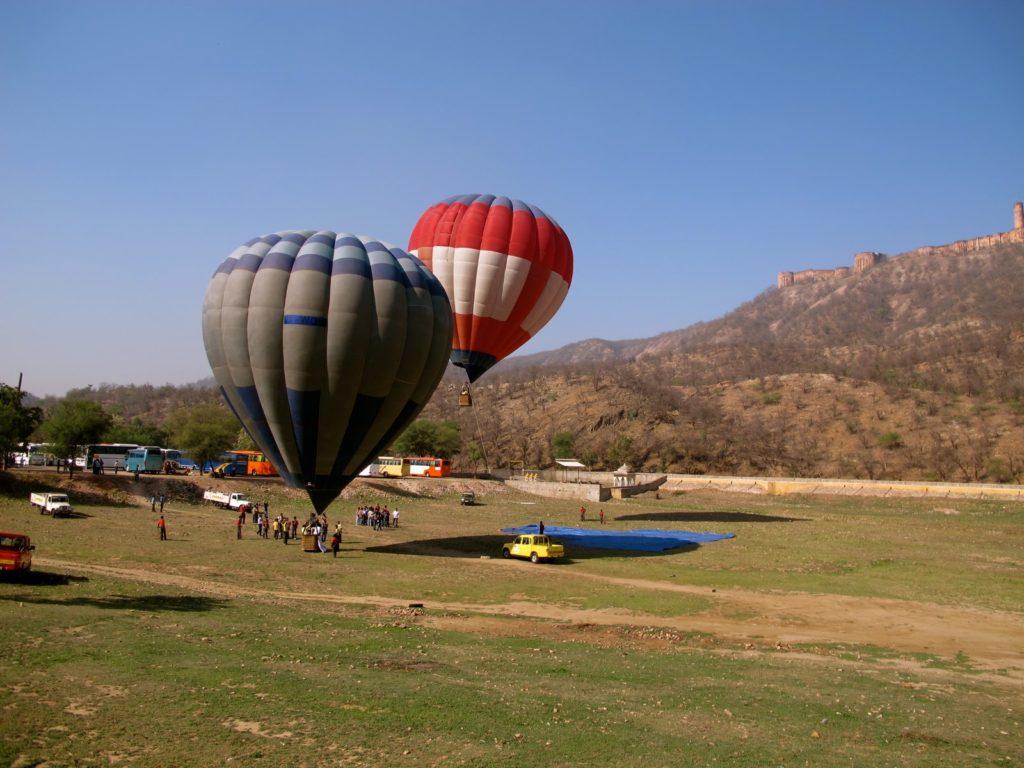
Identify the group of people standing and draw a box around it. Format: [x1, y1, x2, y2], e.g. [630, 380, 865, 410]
[355, 504, 398, 530]
[240, 506, 300, 542]
[234, 506, 343, 557]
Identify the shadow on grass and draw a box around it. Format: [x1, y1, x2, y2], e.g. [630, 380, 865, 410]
[357, 481, 426, 499]
[365, 535, 698, 561]
[0, 570, 90, 587]
[0, 592, 227, 612]
[615, 510, 807, 523]
[44, 510, 95, 520]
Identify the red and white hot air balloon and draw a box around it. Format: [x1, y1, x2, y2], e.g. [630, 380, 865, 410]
[408, 194, 573, 382]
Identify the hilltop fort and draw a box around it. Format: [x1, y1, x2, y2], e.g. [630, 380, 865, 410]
[777, 201, 1024, 289]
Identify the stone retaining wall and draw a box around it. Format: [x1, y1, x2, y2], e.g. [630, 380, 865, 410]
[504, 478, 610, 502]
[662, 474, 1024, 501]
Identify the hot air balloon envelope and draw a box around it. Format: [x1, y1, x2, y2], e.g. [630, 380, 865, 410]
[203, 231, 453, 512]
[409, 194, 573, 382]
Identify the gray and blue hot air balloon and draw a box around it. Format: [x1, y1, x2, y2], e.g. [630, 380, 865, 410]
[202, 231, 453, 513]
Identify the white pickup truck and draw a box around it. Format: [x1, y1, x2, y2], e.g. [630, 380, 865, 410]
[30, 492, 74, 516]
[203, 490, 251, 510]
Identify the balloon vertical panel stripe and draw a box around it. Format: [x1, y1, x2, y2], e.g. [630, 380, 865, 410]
[408, 194, 573, 382]
[203, 232, 452, 512]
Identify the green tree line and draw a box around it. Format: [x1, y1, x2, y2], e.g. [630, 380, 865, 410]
[4, 380, 464, 477]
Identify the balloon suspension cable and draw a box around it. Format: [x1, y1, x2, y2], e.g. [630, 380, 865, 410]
[467, 382, 490, 477]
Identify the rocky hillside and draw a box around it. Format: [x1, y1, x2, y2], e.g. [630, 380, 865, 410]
[26, 380, 220, 427]
[26, 241, 1024, 483]
[509, 241, 1024, 399]
[424, 241, 1024, 481]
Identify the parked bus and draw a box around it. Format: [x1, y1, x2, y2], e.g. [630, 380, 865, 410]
[377, 456, 410, 477]
[228, 450, 277, 476]
[23, 443, 56, 466]
[126, 446, 165, 474]
[85, 443, 138, 471]
[201, 450, 277, 477]
[358, 461, 381, 477]
[407, 457, 452, 477]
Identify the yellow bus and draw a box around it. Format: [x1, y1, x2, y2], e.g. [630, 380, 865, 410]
[377, 456, 410, 477]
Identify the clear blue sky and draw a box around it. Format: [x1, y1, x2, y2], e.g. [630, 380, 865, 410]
[2, 0, 1022, 396]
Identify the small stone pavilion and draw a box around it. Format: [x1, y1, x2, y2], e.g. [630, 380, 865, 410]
[613, 464, 637, 488]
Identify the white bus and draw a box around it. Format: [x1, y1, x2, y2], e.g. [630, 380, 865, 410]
[84, 443, 139, 471]
[24, 443, 56, 466]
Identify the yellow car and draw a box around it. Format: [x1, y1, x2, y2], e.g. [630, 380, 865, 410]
[501, 534, 565, 563]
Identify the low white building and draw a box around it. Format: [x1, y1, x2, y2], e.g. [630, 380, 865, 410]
[555, 458, 587, 483]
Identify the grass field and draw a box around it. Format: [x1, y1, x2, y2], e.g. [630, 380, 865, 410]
[1, 469, 1021, 767]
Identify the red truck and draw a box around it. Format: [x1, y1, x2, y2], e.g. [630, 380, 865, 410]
[0, 532, 34, 572]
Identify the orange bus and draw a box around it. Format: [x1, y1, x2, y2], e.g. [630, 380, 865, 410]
[407, 457, 452, 478]
[228, 450, 278, 477]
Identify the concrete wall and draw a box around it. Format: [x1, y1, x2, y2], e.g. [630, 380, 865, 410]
[514, 469, 663, 485]
[610, 475, 667, 499]
[506, 470, 1024, 503]
[661, 474, 1024, 501]
[505, 478, 610, 502]
[576, 470, 665, 486]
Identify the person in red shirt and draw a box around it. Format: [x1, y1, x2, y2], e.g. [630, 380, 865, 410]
[599, 508, 605, 525]
[157, 515, 167, 541]
[580, 506, 586, 522]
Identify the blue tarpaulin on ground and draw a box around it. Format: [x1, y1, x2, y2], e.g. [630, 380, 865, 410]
[501, 524, 734, 553]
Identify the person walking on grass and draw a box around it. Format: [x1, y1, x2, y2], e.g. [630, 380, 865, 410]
[159, 494, 166, 513]
[150, 495, 156, 513]
[580, 506, 586, 522]
[158, 515, 167, 541]
[237, 514, 243, 539]
[599, 508, 605, 525]
[283, 522, 290, 545]
[331, 529, 341, 558]
[392, 508, 399, 528]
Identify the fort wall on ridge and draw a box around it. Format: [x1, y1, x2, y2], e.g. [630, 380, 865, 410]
[777, 201, 1024, 289]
